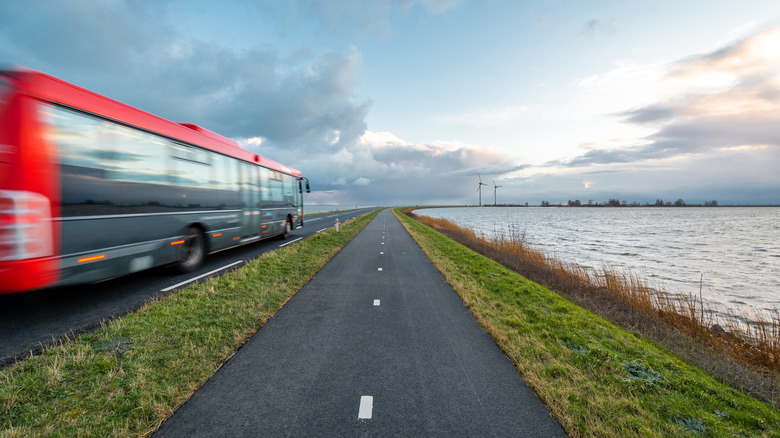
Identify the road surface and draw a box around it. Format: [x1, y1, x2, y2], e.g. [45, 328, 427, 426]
[153, 209, 565, 437]
[0, 208, 376, 367]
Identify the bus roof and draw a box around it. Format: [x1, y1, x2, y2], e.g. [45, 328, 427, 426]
[1, 67, 301, 178]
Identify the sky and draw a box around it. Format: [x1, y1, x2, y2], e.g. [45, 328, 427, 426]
[2, 0, 780, 206]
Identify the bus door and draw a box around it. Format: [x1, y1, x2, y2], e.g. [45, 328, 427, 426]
[297, 177, 310, 227]
[240, 163, 260, 238]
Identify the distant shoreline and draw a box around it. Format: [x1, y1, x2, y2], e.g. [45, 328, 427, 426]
[470, 203, 780, 208]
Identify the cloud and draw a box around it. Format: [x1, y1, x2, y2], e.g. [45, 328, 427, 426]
[561, 26, 780, 169]
[1, 0, 498, 206]
[0, 1, 171, 72]
[579, 18, 616, 37]
[273, 129, 524, 205]
[504, 140, 780, 205]
[621, 105, 677, 124]
[0, 1, 372, 155]
[668, 26, 780, 80]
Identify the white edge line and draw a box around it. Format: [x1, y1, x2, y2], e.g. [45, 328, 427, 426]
[279, 237, 303, 247]
[358, 395, 373, 419]
[161, 260, 245, 292]
[316, 228, 328, 233]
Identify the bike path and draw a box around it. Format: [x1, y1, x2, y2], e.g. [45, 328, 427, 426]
[153, 209, 566, 437]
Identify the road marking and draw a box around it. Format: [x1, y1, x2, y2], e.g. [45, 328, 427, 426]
[279, 237, 303, 247]
[378, 268, 383, 271]
[161, 260, 244, 292]
[358, 396, 373, 420]
[316, 228, 328, 233]
[374, 299, 380, 306]
[380, 252, 383, 255]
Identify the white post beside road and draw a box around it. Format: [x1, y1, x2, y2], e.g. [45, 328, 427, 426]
[335, 218, 339, 231]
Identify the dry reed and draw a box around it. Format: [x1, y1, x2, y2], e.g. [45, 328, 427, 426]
[405, 208, 780, 406]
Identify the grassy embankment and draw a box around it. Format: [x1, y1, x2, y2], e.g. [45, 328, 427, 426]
[404, 208, 780, 405]
[396, 208, 780, 437]
[0, 210, 378, 437]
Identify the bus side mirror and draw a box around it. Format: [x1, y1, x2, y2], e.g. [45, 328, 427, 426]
[305, 180, 311, 193]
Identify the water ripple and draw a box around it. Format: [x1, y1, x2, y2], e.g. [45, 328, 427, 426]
[419, 206, 780, 315]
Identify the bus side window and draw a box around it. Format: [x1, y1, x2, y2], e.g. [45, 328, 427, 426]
[220, 154, 239, 191]
[48, 106, 112, 178]
[109, 125, 169, 185]
[258, 167, 269, 206]
[266, 170, 284, 207]
[283, 174, 294, 207]
[45, 106, 114, 214]
[170, 143, 211, 188]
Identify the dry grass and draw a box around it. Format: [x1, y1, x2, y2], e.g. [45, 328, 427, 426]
[404, 208, 780, 406]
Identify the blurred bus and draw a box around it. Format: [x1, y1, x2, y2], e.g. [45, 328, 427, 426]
[0, 67, 310, 293]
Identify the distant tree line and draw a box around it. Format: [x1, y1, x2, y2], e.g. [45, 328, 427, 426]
[536, 198, 720, 207]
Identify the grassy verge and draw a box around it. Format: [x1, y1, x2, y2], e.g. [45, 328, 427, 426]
[0, 210, 379, 437]
[407, 210, 780, 406]
[395, 208, 780, 437]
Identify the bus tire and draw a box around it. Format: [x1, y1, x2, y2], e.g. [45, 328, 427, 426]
[279, 218, 292, 240]
[177, 227, 206, 273]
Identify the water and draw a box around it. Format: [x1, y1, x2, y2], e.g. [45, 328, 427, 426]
[418, 207, 780, 316]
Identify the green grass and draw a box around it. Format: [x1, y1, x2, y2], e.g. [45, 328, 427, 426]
[3, 206, 778, 437]
[0, 210, 378, 437]
[395, 208, 780, 437]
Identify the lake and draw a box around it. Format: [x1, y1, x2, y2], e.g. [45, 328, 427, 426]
[417, 206, 780, 316]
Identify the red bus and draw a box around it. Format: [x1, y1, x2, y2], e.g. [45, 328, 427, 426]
[0, 67, 310, 293]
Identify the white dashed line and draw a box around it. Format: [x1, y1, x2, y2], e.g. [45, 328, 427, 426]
[358, 396, 374, 420]
[374, 299, 380, 306]
[378, 268, 383, 271]
[161, 260, 244, 292]
[279, 237, 303, 247]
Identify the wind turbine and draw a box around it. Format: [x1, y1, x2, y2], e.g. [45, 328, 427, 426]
[492, 179, 503, 205]
[477, 174, 488, 206]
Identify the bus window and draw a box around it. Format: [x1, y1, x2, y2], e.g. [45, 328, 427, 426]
[109, 124, 169, 185]
[45, 106, 115, 214]
[265, 169, 284, 207]
[48, 106, 114, 177]
[212, 153, 236, 192]
[170, 143, 211, 188]
[283, 174, 295, 207]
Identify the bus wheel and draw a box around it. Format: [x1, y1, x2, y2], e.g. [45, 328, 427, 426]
[177, 227, 205, 273]
[279, 219, 291, 240]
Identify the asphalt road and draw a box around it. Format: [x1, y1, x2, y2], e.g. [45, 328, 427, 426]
[0, 208, 376, 367]
[153, 208, 566, 437]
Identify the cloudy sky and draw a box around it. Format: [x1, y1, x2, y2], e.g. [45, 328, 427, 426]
[2, 1, 780, 206]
